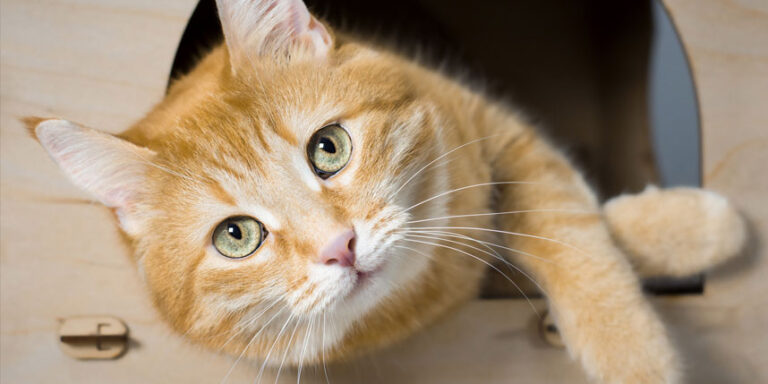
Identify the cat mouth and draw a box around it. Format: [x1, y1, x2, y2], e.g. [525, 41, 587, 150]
[352, 263, 384, 290]
[356, 270, 370, 280]
[355, 269, 373, 286]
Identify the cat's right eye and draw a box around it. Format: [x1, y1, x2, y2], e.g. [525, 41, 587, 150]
[307, 124, 353, 179]
[212, 216, 266, 259]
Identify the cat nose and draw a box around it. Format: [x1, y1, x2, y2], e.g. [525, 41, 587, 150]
[319, 229, 356, 267]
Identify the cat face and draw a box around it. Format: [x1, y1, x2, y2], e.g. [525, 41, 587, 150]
[32, 0, 451, 360]
[140, 50, 441, 330]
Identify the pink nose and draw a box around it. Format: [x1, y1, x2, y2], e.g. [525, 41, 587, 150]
[319, 229, 356, 267]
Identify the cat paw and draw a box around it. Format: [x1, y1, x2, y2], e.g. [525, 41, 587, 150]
[604, 186, 747, 278]
[554, 296, 682, 383]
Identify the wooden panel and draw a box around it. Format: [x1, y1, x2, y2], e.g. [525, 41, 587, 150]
[659, 0, 768, 382]
[1, 0, 766, 383]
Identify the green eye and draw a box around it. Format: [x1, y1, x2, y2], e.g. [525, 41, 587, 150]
[212, 216, 266, 259]
[307, 124, 352, 179]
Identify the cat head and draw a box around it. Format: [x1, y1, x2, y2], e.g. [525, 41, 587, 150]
[30, 0, 454, 361]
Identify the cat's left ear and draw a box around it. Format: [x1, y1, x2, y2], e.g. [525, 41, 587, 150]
[27, 118, 156, 235]
[215, 0, 333, 71]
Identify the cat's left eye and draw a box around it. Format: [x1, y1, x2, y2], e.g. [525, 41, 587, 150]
[212, 216, 266, 259]
[307, 124, 352, 179]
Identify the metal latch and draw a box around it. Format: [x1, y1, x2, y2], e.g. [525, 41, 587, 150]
[58, 316, 128, 359]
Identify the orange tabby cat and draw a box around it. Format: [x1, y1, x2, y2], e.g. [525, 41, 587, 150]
[27, 0, 746, 382]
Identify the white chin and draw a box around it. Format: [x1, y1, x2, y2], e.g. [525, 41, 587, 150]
[331, 245, 430, 327]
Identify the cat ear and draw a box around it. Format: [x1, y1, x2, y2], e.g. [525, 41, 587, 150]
[215, 0, 333, 70]
[30, 119, 155, 234]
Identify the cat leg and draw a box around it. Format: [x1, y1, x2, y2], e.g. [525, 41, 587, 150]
[603, 186, 746, 278]
[490, 130, 681, 383]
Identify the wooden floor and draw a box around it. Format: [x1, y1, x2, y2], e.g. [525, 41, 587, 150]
[1, 0, 766, 382]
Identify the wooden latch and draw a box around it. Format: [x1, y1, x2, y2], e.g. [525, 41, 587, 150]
[58, 316, 128, 359]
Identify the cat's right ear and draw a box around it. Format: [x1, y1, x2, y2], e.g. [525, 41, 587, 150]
[27, 118, 156, 235]
[215, 0, 333, 72]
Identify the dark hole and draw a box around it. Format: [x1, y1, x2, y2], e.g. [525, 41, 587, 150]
[168, 0, 703, 297]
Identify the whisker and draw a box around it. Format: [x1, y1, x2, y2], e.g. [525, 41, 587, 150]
[296, 315, 314, 384]
[402, 233, 549, 297]
[392, 245, 471, 273]
[274, 319, 302, 384]
[404, 233, 502, 263]
[256, 313, 296, 384]
[395, 233, 548, 305]
[399, 229, 553, 264]
[403, 181, 551, 213]
[396, 157, 456, 204]
[221, 332, 261, 384]
[404, 225, 590, 257]
[392, 244, 433, 260]
[401, 237, 540, 318]
[404, 229, 506, 262]
[218, 297, 282, 349]
[322, 311, 331, 384]
[392, 134, 499, 198]
[405, 208, 598, 224]
[220, 306, 286, 384]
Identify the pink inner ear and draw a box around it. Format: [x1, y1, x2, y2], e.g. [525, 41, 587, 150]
[278, 0, 332, 56]
[306, 16, 332, 50]
[282, 0, 310, 33]
[217, 0, 334, 65]
[35, 119, 154, 218]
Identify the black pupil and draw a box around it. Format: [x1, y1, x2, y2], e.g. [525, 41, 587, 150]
[227, 223, 242, 240]
[318, 137, 336, 154]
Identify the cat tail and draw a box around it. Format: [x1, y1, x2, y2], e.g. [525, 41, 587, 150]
[603, 186, 747, 278]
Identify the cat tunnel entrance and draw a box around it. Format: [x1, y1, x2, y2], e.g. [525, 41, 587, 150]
[169, 0, 703, 298]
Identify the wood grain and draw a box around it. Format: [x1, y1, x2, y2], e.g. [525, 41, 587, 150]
[660, 1, 768, 382]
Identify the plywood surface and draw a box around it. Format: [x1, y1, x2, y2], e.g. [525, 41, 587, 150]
[1, 0, 766, 383]
[659, 0, 768, 382]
